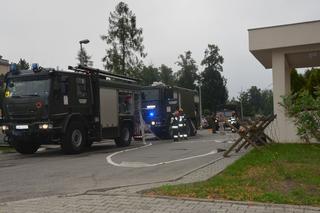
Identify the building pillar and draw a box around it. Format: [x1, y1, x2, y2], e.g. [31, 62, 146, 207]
[271, 51, 299, 142]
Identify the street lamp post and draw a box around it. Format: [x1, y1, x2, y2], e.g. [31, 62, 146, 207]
[79, 39, 90, 66]
[198, 82, 203, 128]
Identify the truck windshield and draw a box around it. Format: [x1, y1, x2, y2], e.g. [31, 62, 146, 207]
[142, 89, 159, 101]
[5, 78, 50, 98]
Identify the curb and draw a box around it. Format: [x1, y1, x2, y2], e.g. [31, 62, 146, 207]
[140, 194, 320, 211]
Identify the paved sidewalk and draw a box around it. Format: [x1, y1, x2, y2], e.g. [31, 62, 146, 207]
[1, 148, 320, 212]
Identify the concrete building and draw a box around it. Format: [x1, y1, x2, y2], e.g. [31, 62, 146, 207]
[248, 20, 320, 142]
[0, 55, 9, 76]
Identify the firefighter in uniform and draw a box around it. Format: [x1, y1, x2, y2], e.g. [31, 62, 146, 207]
[178, 108, 188, 140]
[171, 107, 180, 141]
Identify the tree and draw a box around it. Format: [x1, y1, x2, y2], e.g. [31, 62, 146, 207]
[101, 1, 146, 76]
[200, 44, 228, 112]
[139, 65, 160, 86]
[260, 89, 273, 116]
[291, 69, 305, 94]
[17, 58, 30, 70]
[175, 51, 199, 89]
[159, 64, 175, 85]
[282, 88, 320, 142]
[305, 68, 320, 97]
[77, 48, 93, 67]
[248, 86, 262, 114]
[238, 86, 273, 117]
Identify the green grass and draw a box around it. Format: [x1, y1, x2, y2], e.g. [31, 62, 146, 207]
[0, 146, 15, 153]
[147, 144, 320, 206]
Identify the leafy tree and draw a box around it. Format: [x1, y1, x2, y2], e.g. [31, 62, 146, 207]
[16, 58, 30, 70]
[281, 88, 320, 142]
[305, 68, 320, 97]
[291, 68, 320, 96]
[139, 65, 160, 86]
[175, 51, 199, 89]
[260, 89, 273, 116]
[291, 69, 305, 94]
[284, 68, 320, 142]
[200, 44, 228, 112]
[159, 64, 175, 85]
[101, 1, 146, 76]
[248, 86, 262, 114]
[77, 48, 93, 67]
[238, 86, 273, 117]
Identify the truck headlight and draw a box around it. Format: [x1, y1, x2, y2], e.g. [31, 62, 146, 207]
[1, 125, 9, 131]
[151, 121, 156, 126]
[39, 123, 53, 129]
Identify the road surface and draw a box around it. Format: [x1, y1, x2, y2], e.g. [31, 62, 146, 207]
[0, 130, 237, 203]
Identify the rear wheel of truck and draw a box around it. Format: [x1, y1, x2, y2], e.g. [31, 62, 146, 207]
[115, 124, 132, 147]
[13, 138, 40, 154]
[61, 121, 86, 154]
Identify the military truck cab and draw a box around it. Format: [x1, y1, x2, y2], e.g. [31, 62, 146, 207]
[1, 65, 141, 154]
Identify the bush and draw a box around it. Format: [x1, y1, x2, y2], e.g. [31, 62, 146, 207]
[281, 88, 320, 142]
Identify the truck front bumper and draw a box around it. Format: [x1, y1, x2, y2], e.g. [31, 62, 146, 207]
[1, 121, 59, 138]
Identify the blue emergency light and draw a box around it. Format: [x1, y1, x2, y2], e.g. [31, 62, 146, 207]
[32, 63, 40, 72]
[149, 112, 155, 117]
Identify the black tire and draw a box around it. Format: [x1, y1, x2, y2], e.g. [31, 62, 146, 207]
[115, 123, 132, 147]
[61, 121, 86, 154]
[13, 137, 40, 154]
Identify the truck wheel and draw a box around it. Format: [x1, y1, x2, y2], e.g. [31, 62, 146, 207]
[13, 138, 40, 154]
[115, 124, 132, 147]
[61, 121, 86, 154]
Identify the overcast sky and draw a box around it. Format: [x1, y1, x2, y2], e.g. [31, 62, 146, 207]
[1, 0, 319, 98]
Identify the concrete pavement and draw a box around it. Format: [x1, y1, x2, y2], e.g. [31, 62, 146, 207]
[1, 130, 319, 212]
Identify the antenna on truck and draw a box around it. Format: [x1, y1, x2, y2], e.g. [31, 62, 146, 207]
[68, 65, 139, 84]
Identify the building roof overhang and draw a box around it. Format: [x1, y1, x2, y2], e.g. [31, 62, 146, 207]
[248, 20, 320, 69]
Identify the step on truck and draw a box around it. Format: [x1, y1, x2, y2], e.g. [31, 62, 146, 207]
[141, 85, 201, 139]
[1, 64, 142, 154]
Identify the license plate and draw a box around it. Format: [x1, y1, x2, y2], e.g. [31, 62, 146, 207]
[16, 125, 29, 130]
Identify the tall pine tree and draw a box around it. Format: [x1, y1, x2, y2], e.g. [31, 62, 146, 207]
[200, 44, 228, 112]
[101, 2, 146, 76]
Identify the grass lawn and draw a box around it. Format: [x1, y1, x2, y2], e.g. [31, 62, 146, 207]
[0, 146, 15, 153]
[146, 144, 320, 206]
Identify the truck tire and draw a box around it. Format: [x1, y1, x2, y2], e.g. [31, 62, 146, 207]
[61, 121, 86, 154]
[115, 123, 132, 147]
[13, 138, 40, 154]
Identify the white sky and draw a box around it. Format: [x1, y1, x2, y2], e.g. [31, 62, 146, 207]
[1, 0, 319, 98]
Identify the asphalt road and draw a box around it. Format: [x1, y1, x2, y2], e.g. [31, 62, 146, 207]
[0, 130, 237, 203]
